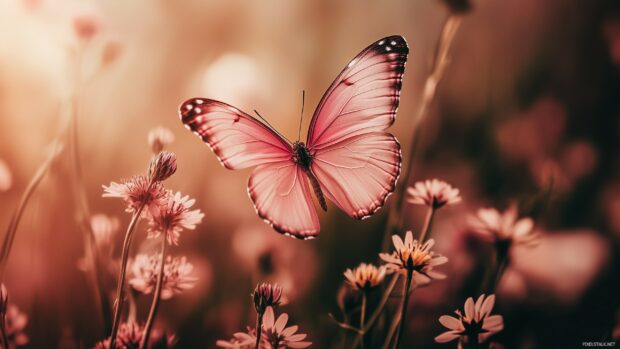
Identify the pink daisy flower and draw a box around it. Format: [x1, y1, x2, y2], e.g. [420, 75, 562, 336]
[379, 231, 448, 285]
[435, 294, 504, 344]
[102, 175, 168, 215]
[261, 307, 311, 348]
[216, 328, 257, 349]
[3, 303, 29, 348]
[129, 254, 197, 300]
[147, 191, 204, 245]
[343, 263, 387, 292]
[469, 204, 537, 245]
[93, 321, 175, 349]
[407, 179, 461, 209]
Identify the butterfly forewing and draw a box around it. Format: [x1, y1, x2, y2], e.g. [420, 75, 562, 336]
[307, 36, 408, 149]
[307, 35, 407, 219]
[180, 99, 291, 170]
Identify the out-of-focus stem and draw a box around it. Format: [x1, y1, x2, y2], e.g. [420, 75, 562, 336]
[0, 141, 62, 282]
[350, 274, 400, 348]
[139, 236, 168, 349]
[394, 270, 413, 349]
[358, 293, 367, 349]
[418, 207, 436, 243]
[381, 15, 463, 250]
[109, 207, 143, 349]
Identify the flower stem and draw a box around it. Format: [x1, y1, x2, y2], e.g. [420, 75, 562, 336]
[491, 243, 510, 292]
[0, 141, 62, 282]
[381, 15, 463, 251]
[139, 235, 168, 349]
[358, 293, 367, 349]
[394, 270, 413, 349]
[418, 207, 436, 243]
[255, 312, 264, 349]
[109, 207, 143, 349]
[0, 313, 9, 349]
[350, 274, 400, 348]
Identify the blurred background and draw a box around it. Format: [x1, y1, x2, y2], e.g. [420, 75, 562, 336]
[0, 0, 619, 347]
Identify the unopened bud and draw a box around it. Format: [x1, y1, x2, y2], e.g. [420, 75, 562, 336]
[252, 283, 282, 314]
[148, 151, 177, 182]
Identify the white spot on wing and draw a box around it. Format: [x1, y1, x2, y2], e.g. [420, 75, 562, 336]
[386, 46, 392, 52]
[390, 40, 397, 45]
[379, 40, 385, 45]
[194, 107, 202, 113]
[195, 99, 204, 104]
[185, 105, 193, 110]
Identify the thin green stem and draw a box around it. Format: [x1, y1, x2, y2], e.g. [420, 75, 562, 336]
[255, 312, 263, 349]
[139, 235, 168, 349]
[0, 141, 62, 282]
[109, 207, 144, 349]
[395, 270, 413, 349]
[418, 207, 436, 243]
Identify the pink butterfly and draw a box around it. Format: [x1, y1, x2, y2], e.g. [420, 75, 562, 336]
[180, 36, 408, 239]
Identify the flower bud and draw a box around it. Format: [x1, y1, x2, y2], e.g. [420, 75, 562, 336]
[148, 151, 177, 182]
[252, 283, 282, 314]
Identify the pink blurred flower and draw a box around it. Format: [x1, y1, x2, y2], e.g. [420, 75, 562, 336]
[4, 304, 29, 348]
[407, 179, 461, 208]
[379, 231, 448, 285]
[129, 254, 197, 300]
[148, 127, 175, 154]
[216, 328, 256, 349]
[261, 307, 311, 348]
[102, 175, 168, 215]
[147, 191, 204, 245]
[469, 204, 537, 245]
[93, 321, 175, 349]
[435, 294, 503, 344]
[343, 263, 387, 292]
[72, 15, 99, 41]
[0, 159, 12, 192]
[90, 214, 120, 250]
[253, 283, 283, 314]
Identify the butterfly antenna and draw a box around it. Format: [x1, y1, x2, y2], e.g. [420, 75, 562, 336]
[254, 110, 292, 144]
[297, 90, 305, 141]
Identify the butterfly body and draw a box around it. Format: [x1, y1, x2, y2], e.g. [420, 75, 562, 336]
[181, 35, 408, 239]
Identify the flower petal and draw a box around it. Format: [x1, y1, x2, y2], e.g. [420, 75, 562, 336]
[434, 330, 461, 343]
[438, 315, 463, 331]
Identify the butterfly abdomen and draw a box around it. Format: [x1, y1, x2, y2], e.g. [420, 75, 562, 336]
[305, 169, 327, 211]
[293, 141, 327, 211]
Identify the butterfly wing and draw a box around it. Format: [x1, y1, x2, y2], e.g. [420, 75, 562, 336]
[307, 36, 407, 219]
[180, 98, 292, 169]
[180, 98, 319, 238]
[248, 161, 320, 239]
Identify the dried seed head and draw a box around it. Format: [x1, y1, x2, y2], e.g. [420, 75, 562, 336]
[148, 151, 177, 182]
[252, 283, 283, 314]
